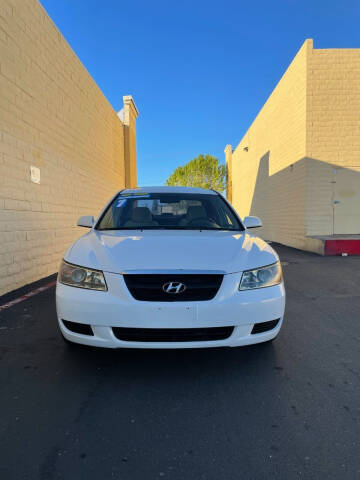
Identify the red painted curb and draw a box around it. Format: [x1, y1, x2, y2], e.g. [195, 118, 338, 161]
[0, 280, 57, 312]
[324, 240, 360, 256]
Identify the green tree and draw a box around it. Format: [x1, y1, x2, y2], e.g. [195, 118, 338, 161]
[165, 154, 226, 192]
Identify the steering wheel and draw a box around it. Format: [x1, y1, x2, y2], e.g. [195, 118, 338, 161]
[186, 217, 220, 228]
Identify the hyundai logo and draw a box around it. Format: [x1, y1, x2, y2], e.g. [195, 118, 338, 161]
[162, 281, 186, 294]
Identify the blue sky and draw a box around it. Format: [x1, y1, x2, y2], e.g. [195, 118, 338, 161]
[41, 0, 360, 186]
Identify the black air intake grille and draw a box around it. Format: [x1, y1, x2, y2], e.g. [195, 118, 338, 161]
[251, 319, 280, 334]
[112, 326, 234, 342]
[62, 320, 94, 336]
[123, 274, 223, 302]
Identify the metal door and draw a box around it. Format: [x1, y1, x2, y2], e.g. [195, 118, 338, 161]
[333, 167, 360, 234]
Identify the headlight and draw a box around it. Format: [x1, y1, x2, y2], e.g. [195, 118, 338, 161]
[58, 260, 107, 291]
[239, 261, 282, 290]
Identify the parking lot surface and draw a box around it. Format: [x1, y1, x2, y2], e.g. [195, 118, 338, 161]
[0, 244, 359, 480]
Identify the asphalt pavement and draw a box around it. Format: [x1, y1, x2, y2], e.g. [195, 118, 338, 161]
[0, 244, 359, 480]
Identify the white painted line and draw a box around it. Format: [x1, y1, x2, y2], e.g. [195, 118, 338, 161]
[0, 280, 57, 312]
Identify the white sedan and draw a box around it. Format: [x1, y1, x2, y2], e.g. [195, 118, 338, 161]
[56, 186, 285, 349]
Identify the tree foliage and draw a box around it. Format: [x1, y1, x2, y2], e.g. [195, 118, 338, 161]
[165, 154, 226, 192]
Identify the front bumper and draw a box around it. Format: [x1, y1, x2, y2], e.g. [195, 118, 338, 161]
[56, 271, 285, 349]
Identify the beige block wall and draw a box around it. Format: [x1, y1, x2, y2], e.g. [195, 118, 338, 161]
[229, 39, 360, 251]
[0, 0, 138, 295]
[123, 96, 139, 189]
[230, 39, 310, 249]
[306, 47, 360, 236]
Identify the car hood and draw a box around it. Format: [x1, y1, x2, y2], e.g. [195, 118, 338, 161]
[64, 230, 279, 274]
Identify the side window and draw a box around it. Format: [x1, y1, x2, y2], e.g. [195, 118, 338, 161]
[112, 199, 127, 227]
[213, 203, 234, 228]
[225, 213, 234, 227]
[100, 208, 114, 229]
[135, 199, 157, 214]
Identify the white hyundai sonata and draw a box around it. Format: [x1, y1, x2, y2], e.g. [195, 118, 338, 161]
[56, 186, 285, 349]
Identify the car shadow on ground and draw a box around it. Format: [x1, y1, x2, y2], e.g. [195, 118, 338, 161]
[59, 338, 281, 383]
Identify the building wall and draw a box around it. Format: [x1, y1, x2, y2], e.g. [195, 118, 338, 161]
[123, 96, 139, 189]
[306, 47, 360, 236]
[0, 0, 138, 295]
[228, 39, 360, 252]
[230, 39, 310, 249]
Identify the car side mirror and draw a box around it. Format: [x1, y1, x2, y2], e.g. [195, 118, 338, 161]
[243, 216, 262, 229]
[77, 215, 94, 228]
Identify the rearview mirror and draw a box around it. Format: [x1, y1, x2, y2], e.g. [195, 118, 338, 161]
[243, 216, 262, 229]
[77, 215, 94, 228]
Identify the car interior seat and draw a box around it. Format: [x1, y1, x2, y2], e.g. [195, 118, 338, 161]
[124, 207, 159, 228]
[178, 205, 207, 226]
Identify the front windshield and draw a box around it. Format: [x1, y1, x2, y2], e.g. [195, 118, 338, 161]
[97, 192, 243, 231]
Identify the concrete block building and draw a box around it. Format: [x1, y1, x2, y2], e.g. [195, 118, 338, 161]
[0, 0, 138, 295]
[226, 39, 360, 254]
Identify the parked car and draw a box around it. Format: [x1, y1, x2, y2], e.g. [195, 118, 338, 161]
[56, 186, 285, 348]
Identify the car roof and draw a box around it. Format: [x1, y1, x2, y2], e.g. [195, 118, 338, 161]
[120, 186, 219, 195]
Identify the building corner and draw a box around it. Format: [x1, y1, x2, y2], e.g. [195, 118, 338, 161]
[123, 95, 139, 189]
[224, 145, 233, 202]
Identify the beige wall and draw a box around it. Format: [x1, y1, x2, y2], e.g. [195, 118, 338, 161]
[123, 96, 139, 189]
[0, 0, 138, 295]
[230, 39, 310, 249]
[228, 39, 360, 252]
[306, 47, 360, 237]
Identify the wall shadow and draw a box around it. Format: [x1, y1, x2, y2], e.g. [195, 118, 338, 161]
[247, 155, 360, 239]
